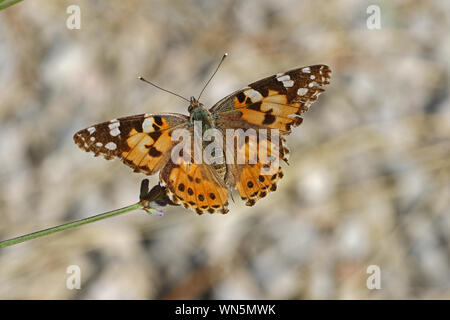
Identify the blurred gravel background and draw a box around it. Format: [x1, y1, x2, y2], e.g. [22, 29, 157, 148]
[0, 0, 449, 299]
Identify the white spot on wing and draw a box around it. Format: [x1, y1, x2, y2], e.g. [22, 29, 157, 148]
[283, 80, 294, 87]
[108, 122, 120, 129]
[87, 127, 96, 134]
[108, 121, 120, 137]
[142, 117, 155, 133]
[96, 142, 103, 147]
[110, 127, 120, 136]
[302, 67, 311, 73]
[105, 142, 117, 150]
[297, 88, 308, 96]
[277, 74, 294, 88]
[277, 75, 290, 82]
[90, 137, 95, 142]
[245, 89, 263, 101]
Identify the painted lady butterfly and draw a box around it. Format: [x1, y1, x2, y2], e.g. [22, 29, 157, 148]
[74, 64, 331, 214]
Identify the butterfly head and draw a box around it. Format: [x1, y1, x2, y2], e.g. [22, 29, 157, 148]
[188, 96, 208, 118]
[188, 96, 214, 131]
[188, 96, 202, 112]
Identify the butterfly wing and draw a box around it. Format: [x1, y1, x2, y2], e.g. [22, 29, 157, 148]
[160, 161, 230, 214]
[159, 127, 230, 214]
[73, 113, 188, 175]
[224, 133, 285, 206]
[211, 65, 331, 205]
[210, 64, 331, 133]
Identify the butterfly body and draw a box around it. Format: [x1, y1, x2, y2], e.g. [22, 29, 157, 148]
[74, 64, 331, 214]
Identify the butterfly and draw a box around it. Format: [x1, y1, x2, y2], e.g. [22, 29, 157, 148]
[74, 64, 331, 214]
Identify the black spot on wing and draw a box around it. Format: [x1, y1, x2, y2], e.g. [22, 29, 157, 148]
[149, 131, 162, 141]
[247, 101, 262, 111]
[236, 92, 246, 103]
[262, 113, 276, 125]
[154, 116, 163, 126]
[149, 147, 162, 157]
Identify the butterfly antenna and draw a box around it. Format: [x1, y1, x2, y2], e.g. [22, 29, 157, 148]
[197, 53, 228, 100]
[138, 77, 190, 103]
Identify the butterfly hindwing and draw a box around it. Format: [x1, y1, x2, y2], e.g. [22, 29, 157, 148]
[232, 163, 284, 206]
[160, 161, 229, 214]
[73, 113, 188, 175]
[224, 131, 285, 206]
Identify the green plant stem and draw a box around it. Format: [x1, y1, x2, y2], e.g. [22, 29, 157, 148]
[0, 0, 24, 11]
[0, 202, 142, 249]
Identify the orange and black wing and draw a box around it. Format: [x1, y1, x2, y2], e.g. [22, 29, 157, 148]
[210, 64, 331, 134]
[210, 65, 331, 205]
[160, 161, 230, 215]
[73, 113, 188, 175]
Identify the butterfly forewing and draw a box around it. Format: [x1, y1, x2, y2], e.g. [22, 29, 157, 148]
[211, 64, 331, 133]
[73, 113, 188, 175]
